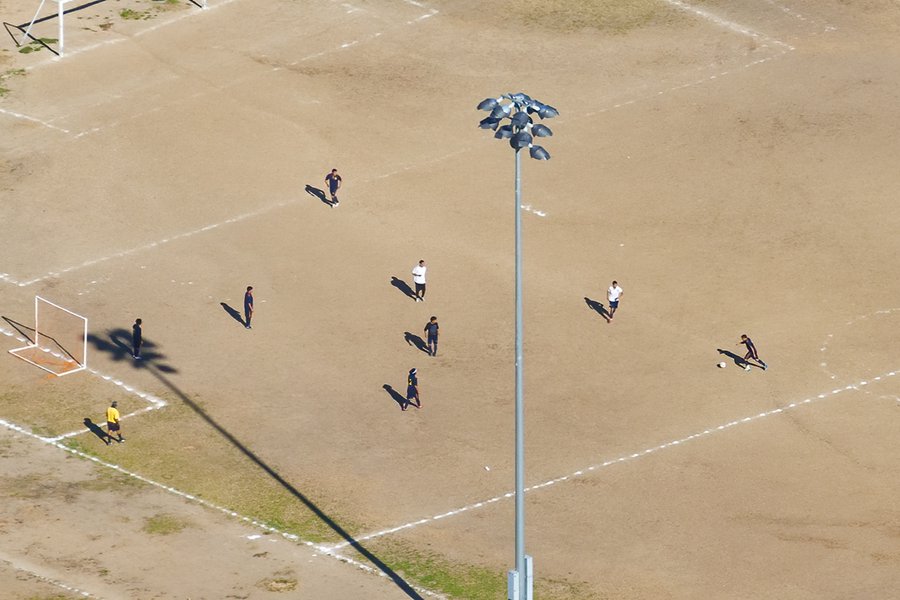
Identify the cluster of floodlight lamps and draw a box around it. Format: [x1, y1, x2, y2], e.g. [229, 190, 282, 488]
[477, 93, 559, 159]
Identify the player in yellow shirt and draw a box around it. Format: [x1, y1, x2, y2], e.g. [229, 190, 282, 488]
[106, 401, 124, 443]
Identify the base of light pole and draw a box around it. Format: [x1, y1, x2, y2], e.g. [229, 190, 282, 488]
[507, 555, 534, 600]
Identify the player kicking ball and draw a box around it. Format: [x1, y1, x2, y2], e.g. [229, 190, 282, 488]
[738, 334, 768, 371]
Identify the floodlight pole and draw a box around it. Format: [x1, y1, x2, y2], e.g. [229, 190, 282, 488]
[477, 92, 555, 600]
[513, 143, 526, 600]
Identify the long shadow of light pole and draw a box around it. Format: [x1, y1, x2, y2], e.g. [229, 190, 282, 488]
[87, 330, 424, 600]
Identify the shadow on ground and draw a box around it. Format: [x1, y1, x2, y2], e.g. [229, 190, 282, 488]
[391, 277, 416, 300]
[86, 329, 424, 599]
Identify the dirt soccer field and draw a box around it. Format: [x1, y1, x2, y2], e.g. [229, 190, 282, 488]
[1, 0, 899, 598]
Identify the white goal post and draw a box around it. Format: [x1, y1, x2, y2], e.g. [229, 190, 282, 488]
[9, 296, 87, 376]
[17, 0, 209, 58]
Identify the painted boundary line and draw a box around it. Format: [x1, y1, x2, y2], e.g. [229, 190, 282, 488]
[662, 0, 795, 50]
[327, 369, 899, 551]
[0, 418, 446, 599]
[293, 0, 437, 63]
[0, 324, 167, 441]
[0, 553, 95, 598]
[0, 0, 799, 286]
[22, 0, 243, 68]
[0, 106, 71, 133]
[0, 197, 299, 287]
[819, 308, 900, 381]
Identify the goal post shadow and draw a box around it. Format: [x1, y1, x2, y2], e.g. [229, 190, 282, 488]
[8, 296, 87, 377]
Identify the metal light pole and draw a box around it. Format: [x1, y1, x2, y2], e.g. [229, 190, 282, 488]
[477, 93, 558, 600]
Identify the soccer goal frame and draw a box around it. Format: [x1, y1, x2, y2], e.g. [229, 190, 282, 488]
[9, 296, 87, 377]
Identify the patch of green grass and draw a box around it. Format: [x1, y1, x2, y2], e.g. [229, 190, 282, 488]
[120, 8, 153, 20]
[61, 401, 362, 545]
[18, 38, 56, 54]
[77, 464, 148, 493]
[63, 438, 100, 459]
[365, 539, 504, 600]
[142, 513, 192, 535]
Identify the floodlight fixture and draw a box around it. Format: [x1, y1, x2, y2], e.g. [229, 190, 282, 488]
[531, 124, 553, 137]
[479, 116, 501, 130]
[529, 145, 550, 160]
[510, 131, 533, 150]
[537, 104, 559, 119]
[478, 97, 501, 111]
[495, 125, 514, 139]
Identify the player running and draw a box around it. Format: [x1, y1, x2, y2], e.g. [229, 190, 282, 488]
[738, 334, 768, 370]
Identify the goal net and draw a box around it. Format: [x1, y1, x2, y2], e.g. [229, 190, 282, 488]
[9, 296, 87, 376]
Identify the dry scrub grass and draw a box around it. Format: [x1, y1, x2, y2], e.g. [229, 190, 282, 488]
[500, 0, 685, 33]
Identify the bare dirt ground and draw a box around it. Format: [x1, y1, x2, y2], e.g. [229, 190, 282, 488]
[1, 0, 899, 598]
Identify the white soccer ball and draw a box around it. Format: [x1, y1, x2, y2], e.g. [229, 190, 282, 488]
[744, 365, 752, 371]
[717, 362, 726, 368]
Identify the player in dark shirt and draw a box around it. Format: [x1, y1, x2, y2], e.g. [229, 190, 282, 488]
[738, 334, 768, 370]
[406, 368, 420, 409]
[244, 286, 254, 329]
[132, 318, 142, 359]
[325, 168, 342, 207]
[424, 316, 439, 357]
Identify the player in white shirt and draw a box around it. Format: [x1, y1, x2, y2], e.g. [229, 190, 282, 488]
[411, 260, 427, 302]
[607, 280, 623, 322]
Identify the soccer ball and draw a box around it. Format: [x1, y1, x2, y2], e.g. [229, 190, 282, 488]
[744, 365, 752, 371]
[717, 362, 726, 368]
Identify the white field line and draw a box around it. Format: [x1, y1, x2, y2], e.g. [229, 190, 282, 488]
[0, 417, 445, 599]
[3, 198, 299, 287]
[583, 52, 787, 118]
[818, 308, 900, 380]
[18, 0, 241, 70]
[0, 3, 788, 286]
[327, 369, 899, 551]
[0, 106, 72, 133]
[0, 324, 167, 441]
[294, 1, 437, 63]
[762, 0, 837, 32]
[0, 552, 96, 598]
[662, 0, 795, 50]
[0, 49, 766, 289]
[133, 0, 242, 38]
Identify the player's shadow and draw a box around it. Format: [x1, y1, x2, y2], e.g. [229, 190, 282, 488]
[584, 297, 610, 322]
[717, 349, 746, 366]
[382, 384, 409, 411]
[304, 185, 333, 207]
[404, 332, 430, 355]
[220, 302, 246, 326]
[82, 418, 111, 445]
[86, 330, 422, 599]
[86, 329, 178, 374]
[391, 277, 417, 300]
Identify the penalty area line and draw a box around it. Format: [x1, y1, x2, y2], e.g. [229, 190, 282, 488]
[328, 368, 899, 550]
[0, 550, 98, 598]
[9, 197, 300, 287]
[0, 323, 166, 441]
[0, 418, 446, 598]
